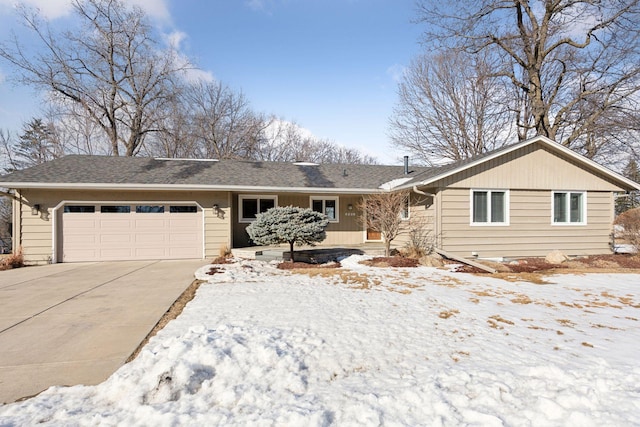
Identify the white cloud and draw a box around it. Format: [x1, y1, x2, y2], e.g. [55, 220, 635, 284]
[164, 31, 215, 84]
[0, 0, 170, 21]
[129, 0, 170, 22]
[0, 0, 73, 19]
[386, 64, 406, 83]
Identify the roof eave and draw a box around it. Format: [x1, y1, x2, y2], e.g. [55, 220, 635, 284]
[0, 182, 385, 194]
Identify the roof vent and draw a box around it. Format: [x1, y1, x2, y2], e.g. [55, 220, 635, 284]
[293, 161, 319, 166]
[343, 168, 348, 177]
[404, 155, 409, 175]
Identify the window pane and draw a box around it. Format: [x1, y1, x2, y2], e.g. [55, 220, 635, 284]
[570, 193, 583, 223]
[64, 205, 95, 213]
[401, 197, 409, 219]
[325, 200, 336, 220]
[170, 205, 197, 213]
[490, 192, 505, 223]
[259, 198, 275, 213]
[312, 199, 323, 213]
[242, 199, 258, 219]
[473, 191, 488, 223]
[136, 205, 164, 213]
[554, 193, 567, 223]
[101, 205, 130, 213]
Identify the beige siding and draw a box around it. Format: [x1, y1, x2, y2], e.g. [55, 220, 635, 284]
[232, 193, 365, 248]
[394, 192, 438, 250]
[439, 188, 614, 258]
[438, 144, 626, 191]
[16, 189, 231, 264]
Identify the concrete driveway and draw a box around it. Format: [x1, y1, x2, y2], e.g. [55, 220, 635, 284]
[0, 259, 207, 404]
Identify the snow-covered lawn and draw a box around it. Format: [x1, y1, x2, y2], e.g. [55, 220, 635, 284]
[1, 256, 639, 426]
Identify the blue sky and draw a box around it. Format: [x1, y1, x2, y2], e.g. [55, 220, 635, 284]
[0, 0, 423, 164]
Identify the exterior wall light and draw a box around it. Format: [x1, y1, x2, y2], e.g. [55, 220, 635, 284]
[31, 204, 40, 215]
[347, 204, 353, 210]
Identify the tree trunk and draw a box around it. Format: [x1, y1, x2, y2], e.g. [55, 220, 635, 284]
[289, 240, 295, 263]
[385, 239, 391, 257]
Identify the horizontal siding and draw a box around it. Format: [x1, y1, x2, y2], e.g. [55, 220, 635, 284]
[440, 188, 614, 258]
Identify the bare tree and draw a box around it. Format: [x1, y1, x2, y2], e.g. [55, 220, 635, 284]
[358, 190, 411, 257]
[416, 0, 640, 159]
[0, 0, 183, 156]
[184, 81, 268, 159]
[390, 50, 515, 164]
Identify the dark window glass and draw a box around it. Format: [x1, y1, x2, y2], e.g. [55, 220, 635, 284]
[554, 193, 567, 223]
[170, 206, 197, 213]
[136, 205, 165, 213]
[490, 192, 505, 223]
[242, 199, 258, 219]
[64, 205, 95, 213]
[312, 199, 323, 213]
[473, 191, 488, 223]
[259, 198, 275, 213]
[101, 205, 130, 213]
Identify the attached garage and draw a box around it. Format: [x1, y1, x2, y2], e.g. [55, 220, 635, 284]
[60, 203, 203, 262]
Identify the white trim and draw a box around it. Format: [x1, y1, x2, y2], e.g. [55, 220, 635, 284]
[404, 136, 640, 191]
[51, 200, 205, 263]
[469, 189, 510, 226]
[309, 196, 339, 222]
[0, 182, 382, 194]
[238, 194, 278, 223]
[551, 191, 587, 226]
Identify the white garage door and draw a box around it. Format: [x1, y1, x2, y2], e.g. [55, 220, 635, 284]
[61, 204, 203, 262]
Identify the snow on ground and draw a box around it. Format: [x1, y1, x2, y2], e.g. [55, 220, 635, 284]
[1, 256, 640, 426]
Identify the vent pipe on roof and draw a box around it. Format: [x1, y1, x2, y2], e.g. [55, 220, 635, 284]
[404, 155, 409, 175]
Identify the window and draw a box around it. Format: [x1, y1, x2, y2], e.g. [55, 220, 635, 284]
[101, 205, 130, 213]
[310, 197, 338, 222]
[136, 205, 165, 213]
[239, 195, 277, 222]
[471, 190, 508, 225]
[553, 191, 586, 224]
[400, 196, 410, 220]
[64, 205, 95, 213]
[170, 205, 198, 213]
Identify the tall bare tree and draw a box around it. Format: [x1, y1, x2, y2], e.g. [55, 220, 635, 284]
[0, 0, 183, 156]
[414, 0, 640, 159]
[390, 50, 515, 164]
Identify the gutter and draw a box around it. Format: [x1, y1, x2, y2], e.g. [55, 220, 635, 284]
[0, 182, 385, 195]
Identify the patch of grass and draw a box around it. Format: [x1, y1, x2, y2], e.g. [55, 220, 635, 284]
[556, 319, 576, 327]
[439, 309, 459, 319]
[360, 257, 419, 268]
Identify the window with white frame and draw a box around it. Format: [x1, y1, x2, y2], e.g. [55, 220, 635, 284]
[471, 189, 509, 225]
[552, 191, 586, 224]
[400, 195, 410, 220]
[239, 195, 277, 222]
[310, 197, 338, 222]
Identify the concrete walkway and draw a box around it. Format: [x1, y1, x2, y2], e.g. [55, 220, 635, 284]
[0, 259, 207, 404]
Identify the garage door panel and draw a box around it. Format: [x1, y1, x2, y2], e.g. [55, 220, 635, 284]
[134, 234, 167, 244]
[100, 234, 132, 243]
[62, 204, 203, 262]
[134, 217, 167, 228]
